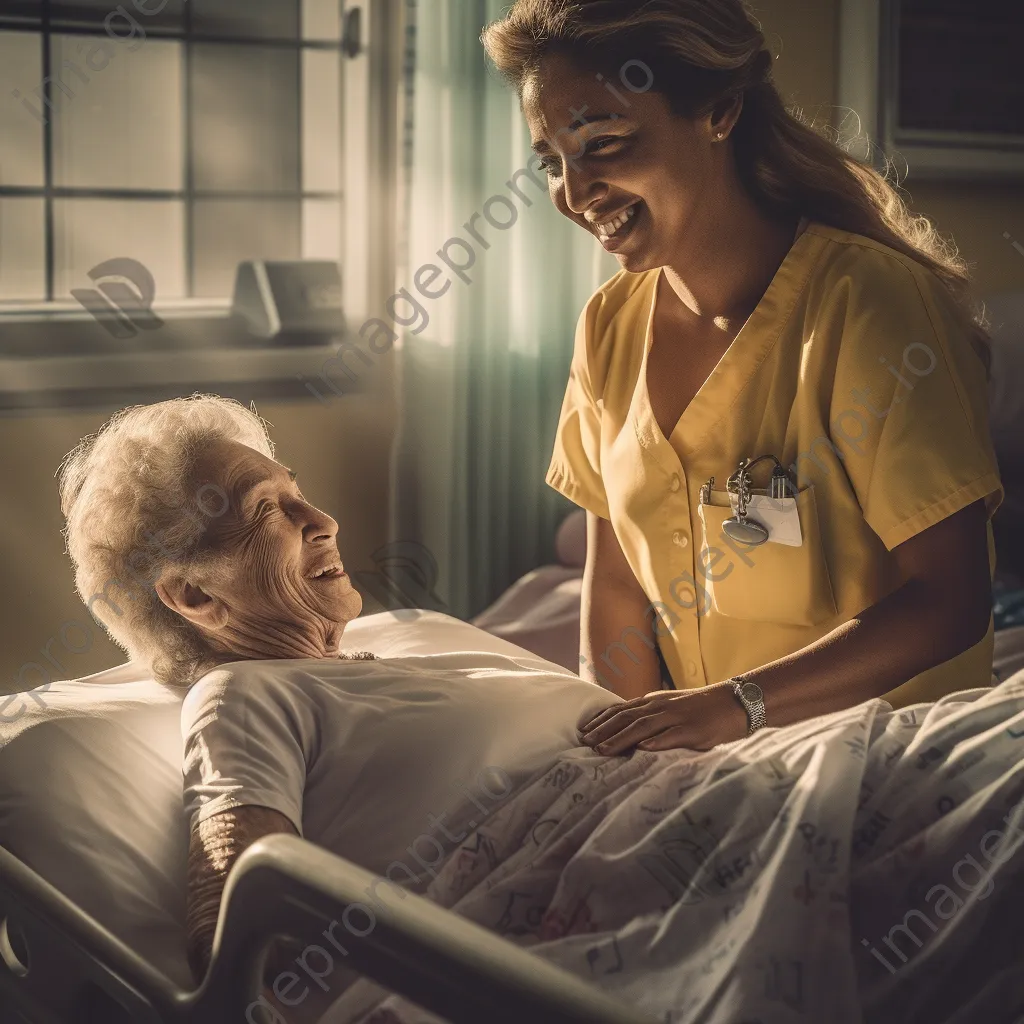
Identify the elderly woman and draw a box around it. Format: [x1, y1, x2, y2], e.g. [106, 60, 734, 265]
[59, 395, 367, 682]
[57, 394, 621, 1002]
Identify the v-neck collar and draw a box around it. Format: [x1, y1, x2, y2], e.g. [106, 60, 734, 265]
[634, 217, 819, 461]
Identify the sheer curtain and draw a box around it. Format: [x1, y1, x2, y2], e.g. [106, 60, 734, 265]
[388, 0, 618, 619]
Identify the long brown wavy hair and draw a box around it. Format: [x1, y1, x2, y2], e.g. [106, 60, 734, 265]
[481, 0, 991, 369]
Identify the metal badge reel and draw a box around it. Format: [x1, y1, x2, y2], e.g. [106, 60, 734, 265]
[722, 455, 780, 547]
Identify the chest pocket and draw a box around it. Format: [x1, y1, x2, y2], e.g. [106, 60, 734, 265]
[697, 485, 837, 627]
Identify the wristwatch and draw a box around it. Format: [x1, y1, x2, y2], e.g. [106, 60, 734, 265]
[730, 677, 767, 735]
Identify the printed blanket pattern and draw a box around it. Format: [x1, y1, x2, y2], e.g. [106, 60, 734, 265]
[331, 678, 1024, 1024]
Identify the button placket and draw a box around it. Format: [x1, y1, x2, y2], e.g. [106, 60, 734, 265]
[661, 469, 705, 689]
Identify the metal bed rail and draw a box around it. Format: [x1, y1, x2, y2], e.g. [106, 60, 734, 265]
[0, 837, 658, 1024]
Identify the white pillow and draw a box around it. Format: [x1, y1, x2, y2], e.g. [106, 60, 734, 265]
[0, 610, 554, 989]
[0, 675, 191, 986]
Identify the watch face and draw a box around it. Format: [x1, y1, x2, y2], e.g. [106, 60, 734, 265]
[740, 682, 764, 703]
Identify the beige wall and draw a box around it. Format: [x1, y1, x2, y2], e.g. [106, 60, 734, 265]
[757, 0, 1024, 300]
[0, 376, 395, 695]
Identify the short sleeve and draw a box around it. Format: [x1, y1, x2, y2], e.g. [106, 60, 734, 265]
[831, 258, 1003, 551]
[546, 294, 611, 519]
[181, 665, 313, 835]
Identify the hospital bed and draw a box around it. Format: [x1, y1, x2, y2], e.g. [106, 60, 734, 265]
[0, 611, 656, 1024]
[0, 839, 647, 1024]
[6, 614, 1024, 1024]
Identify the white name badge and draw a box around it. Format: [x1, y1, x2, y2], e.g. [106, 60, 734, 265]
[727, 493, 803, 546]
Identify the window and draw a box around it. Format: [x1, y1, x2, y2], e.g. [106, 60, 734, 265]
[894, 0, 1024, 138]
[838, 0, 1024, 180]
[0, 0, 345, 304]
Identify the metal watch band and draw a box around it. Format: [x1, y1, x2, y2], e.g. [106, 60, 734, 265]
[730, 676, 767, 735]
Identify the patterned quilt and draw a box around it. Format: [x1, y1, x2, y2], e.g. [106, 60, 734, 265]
[321, 676, 1024, 1024]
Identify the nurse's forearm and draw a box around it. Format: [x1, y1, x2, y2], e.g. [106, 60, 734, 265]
[581, 572, 663, 699]
[740, 500, 992, 726]
[739, 577, 989, 727]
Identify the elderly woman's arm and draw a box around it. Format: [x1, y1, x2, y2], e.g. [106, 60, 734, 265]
[186, 805, 298, 981]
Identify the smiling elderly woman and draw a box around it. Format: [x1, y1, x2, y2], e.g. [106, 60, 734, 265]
[59, 394, 368, 685]
[56, 394, 620, 1001]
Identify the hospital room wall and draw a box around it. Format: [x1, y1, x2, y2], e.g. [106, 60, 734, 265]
[0, 393, 395, 694]
[760, 0, 1024, 299]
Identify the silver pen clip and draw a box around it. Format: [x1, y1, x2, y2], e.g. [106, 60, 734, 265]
[770, 465, 792, 500]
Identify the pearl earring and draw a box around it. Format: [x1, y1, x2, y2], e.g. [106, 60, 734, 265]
[715, 131, 725, 140]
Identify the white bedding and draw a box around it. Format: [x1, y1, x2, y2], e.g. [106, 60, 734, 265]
[0, 610, 559, 990]
[327, 674, 1024, 1024]
[3, 614, 1024, 1019]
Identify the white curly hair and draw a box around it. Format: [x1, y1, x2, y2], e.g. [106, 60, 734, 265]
[58, 394, 275, 685]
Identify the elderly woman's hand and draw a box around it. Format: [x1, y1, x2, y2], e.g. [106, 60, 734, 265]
[577, 682, 748, 754]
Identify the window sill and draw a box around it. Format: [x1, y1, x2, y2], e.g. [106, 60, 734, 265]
[0, 305, 365, 414]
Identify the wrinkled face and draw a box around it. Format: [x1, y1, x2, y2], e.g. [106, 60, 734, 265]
[162, 438, 362, 661]
[523, 53, 722, 274]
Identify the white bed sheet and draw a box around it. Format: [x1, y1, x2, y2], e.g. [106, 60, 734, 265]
[0, 610, 558, 990]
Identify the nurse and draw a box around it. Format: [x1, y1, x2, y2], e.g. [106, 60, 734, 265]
[481, 0, 1004, 753]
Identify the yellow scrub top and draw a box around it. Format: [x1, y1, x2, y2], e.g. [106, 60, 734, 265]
[546, 221, 1004, 708]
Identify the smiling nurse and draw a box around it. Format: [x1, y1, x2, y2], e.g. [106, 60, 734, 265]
[480, 0, 1004, 753]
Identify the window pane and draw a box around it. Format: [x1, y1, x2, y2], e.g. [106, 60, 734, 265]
[191, 44, 300, 193]
[302, 0, 341, 41]
[54, 198, 186, 299]
[302, 199, 341, 261]
[0, 198, 45, 301]
[0, 31, 45, 186]
[191, 199, 300, 298]
[190, 0, 299, 40]
[49, 0, 184, 32]
[50, 35, 183, 190]
[302, 49, 341, 191]
[898, 2, 1024, 135]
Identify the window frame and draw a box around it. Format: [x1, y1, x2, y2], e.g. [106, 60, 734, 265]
[0, 1, 407, 412]
[837, 0, 1024, 182]
[0, 0, 347, 306]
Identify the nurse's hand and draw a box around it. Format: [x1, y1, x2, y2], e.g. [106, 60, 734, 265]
[577, 682, 749, 754]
